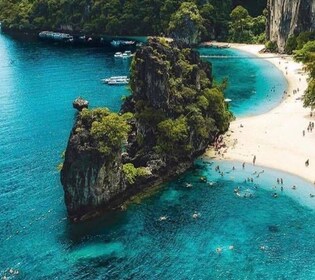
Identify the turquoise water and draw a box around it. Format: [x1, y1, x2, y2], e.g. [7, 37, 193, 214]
[199, 47, 287, 117]
[0, 33, 314, 279]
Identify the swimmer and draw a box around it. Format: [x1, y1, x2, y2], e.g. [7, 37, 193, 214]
[185, 183, 192, 188]
[234, 187, 240, 193]
[229, 245, 234, 250]
[216, 247, 222, 254]
[192, 212, 200, 219]
[159, 216, 168, 221]
[292, 185, 296, 190]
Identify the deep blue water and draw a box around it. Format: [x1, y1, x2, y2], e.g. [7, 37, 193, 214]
[0, 33, 314, 280]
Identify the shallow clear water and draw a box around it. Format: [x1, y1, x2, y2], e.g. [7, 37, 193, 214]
[199, 47, 288, 117]
[0, 33, 313, 280]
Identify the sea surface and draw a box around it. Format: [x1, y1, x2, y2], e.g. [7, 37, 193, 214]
[198, 47, 287, 116]
[0, 33, 314, 280]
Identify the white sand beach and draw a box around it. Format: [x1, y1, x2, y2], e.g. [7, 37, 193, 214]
[205, 43, 315, 184]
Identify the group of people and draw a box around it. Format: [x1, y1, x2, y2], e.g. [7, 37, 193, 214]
[303, 121, 314, 136]
[307, 121, 314, 132]
[213, 135, 227, 156]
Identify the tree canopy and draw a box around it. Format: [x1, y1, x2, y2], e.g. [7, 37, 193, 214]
[294, 41, 315, 109]
[168, 2, 204, 45]
[0, 0, 266, 42]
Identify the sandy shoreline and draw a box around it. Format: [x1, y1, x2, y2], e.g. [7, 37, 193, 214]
[204, 43, 315, 184]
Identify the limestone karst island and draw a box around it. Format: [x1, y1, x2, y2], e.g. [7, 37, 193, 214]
[0, 0, 314, 279]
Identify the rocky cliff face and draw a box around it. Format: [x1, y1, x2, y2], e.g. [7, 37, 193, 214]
[267, 0, 315, 52]
[61, 38, 231, 222]
[60, 110, 127, 220]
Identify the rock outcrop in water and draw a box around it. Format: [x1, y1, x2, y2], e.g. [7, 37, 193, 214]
[61, 38, 232, 222]
[73, 97, 89, 111]
[267, 0, 315, 52]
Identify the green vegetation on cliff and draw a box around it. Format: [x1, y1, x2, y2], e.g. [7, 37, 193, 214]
[294, 40, 315, 109]
[79, 108, 132, 155]
[0, 0, 266, 42]
[168, 2, 204, 45]
[129, 38, 232, 160]
[122, 163, 150, 184]
[229, 5, 266, 43]
[61, 37, 232, 220]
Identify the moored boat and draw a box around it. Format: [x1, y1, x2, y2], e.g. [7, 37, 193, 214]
[110, 40, 135, 47]
[114, 52, 123, 58]
[114, 51, 133, 58]
[101, 76, 129, 85]
[39, 31, 73, 42]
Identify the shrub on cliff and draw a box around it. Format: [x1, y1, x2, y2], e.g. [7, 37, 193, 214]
[80, 108, 132, 155]
[123, 163, 150, 184]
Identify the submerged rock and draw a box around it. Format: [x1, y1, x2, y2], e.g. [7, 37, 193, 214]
[73, 97, 89, 111]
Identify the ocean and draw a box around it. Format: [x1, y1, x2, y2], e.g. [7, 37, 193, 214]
[1, 33, 314, 280]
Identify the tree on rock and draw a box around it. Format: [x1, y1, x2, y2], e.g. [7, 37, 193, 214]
[229, 5, 251, 42]
[168, 2, 204, 45]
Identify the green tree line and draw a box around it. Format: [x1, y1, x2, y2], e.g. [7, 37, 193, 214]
[0, 0, 266, 42]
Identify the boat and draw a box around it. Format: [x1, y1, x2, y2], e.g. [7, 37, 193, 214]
[101, 76, 129, 85]
[38, 31, 73, 42]
[122, 51, 132, 58]
[101, 76, 128, 83]
[110, 40, 135, 47]
[114, 51, 133, 58]
[107, 79, 129, 85]
[114, 52, 123, 58]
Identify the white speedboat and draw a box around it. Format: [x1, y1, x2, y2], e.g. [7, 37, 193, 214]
[101, 76, 129, 85]
[114, 52, 123, 58]
[122, 51, 132, 58]
[102, 76, 128, 83]
[114, 51, 132, 58]
[107, 79, 129, 85]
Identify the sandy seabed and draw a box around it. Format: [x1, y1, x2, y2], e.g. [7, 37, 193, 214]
[204, 43, 315, 184]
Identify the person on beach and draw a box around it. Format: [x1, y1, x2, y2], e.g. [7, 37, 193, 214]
[253, 155, 256, 165]
[303, 130, 305, 136]
[305, 159, 309, 167]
